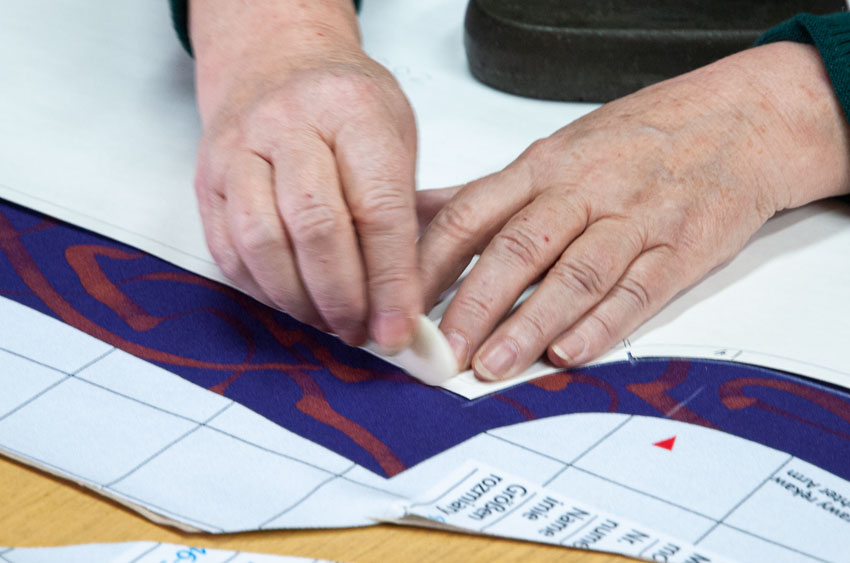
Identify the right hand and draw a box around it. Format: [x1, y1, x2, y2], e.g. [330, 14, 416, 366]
[191, 0, 423, 351]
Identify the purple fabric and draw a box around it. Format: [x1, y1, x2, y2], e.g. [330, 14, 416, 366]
[1, 199, 849, 478]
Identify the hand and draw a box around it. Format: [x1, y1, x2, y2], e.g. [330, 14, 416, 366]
[419, 42, 850, 381]
[191, 0, 421, 351]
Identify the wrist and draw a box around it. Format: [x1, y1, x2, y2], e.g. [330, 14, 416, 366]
[190, 0, 363, 119]
[736, 42, 850, 210]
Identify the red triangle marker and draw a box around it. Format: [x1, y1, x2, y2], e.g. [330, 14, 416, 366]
[653, 436, 676, 451]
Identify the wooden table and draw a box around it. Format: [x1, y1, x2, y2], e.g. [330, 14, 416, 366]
[0, 455, 635, 562]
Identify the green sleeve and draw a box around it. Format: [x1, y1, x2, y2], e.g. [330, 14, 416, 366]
[169, 0, 191, 54]
[755, 12, 850, 125]
[169, 0, 362, 56]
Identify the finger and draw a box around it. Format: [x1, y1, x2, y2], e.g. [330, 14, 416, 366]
[275, 130, 368, 345]
[224, 151, 326, 329]
[439, 191, 591, 370]
[547, 244, 687, 368]
[470, 219, 643, 381]
[415, 186, 462, 235]
[336, 116, 421, 353]
[418, 163, 537, 314]
[195, 158, 274, 307]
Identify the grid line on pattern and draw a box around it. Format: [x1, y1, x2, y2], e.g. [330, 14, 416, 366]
[693, 455, 794, 545]
[0, 346, 114, 423]
[720, 523, 830, 563]
[0, 332, 411, 532]
[104, 402, 234, 487]
[106, 489, 226, 533]
[65, 369, 344, 476]
[0, 297, 838, 561]
[0, 377, 70, 425]
[542, 415, 633, 487]
[127, 543, 161, 563]
[72, 373, 220, 425]
[71, 348, 117, 376]
[259, 472, 346, 528]
[485, 432, 573, 467]
[0, 343, 72, 375]
[567, 465, 716, 522]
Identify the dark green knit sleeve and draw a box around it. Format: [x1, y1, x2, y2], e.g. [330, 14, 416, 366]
[169, 0, 191, 54]
[755, 12, 850, 124]
[168, 0, 362, 56]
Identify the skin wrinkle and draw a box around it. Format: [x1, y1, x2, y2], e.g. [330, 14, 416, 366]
[421, 42, 850, 380]
[191, 0, 850, 384]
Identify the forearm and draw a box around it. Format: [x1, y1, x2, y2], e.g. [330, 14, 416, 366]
[189, 0, 362, 120]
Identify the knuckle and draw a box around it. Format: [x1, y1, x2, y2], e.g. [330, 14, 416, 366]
[236, 214, 281, 256]
[345, 76, 383, 106]
[588, 311, 618, 343]
[369, 268, 413, 292]
[263, 285, 296, 313]
[655, 201, 691, 241]
[351, 188, 409, 233]
[289, 202, 347, 244]
[300, 70, 385, 109]
[617, 277, 653, 312]
[321, 298, 365, 332]
[492, 228, 545, 269]
[452, 292, 495, 325]
[522, 138, 553, 163]
[212, 248, 242, 283]
[430, 199, 478, 242]
[518, 309, 549, 342]
[549, 258, 609, 296]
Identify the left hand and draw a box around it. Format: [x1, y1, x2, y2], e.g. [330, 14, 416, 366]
[418, 42, 850, 381]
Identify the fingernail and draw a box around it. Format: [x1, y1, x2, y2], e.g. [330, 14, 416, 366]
[551, 334, 586, 366]
[475, 339, 518, 381]
[373, 310, 414, 354]
[445, 330, 470, 370]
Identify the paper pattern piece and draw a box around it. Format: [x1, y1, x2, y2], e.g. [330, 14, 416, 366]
[2, 205, 850, 561]
[2, 292, 850, 561]
[0, 543, 329, 563]
[402, 461, 729, 562]
[4, 0, 850, 396]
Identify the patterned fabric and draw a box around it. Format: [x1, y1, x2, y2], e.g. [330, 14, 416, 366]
[2, 198, 850, 479]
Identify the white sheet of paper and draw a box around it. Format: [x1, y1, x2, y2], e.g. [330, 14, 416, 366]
[1, 0, 850, 398]
[0, 543, 326, 563]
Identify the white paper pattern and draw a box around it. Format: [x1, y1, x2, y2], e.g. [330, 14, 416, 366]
[2, 295, 848, 562]
[0, 543, 332, 563]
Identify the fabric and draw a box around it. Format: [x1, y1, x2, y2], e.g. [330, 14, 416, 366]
[2, 198, 850, 479]
[168, 0, 362, 55]
[756, 12, 850, 125]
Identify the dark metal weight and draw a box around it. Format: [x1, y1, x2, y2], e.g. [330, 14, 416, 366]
[464, 0, 846, 102]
